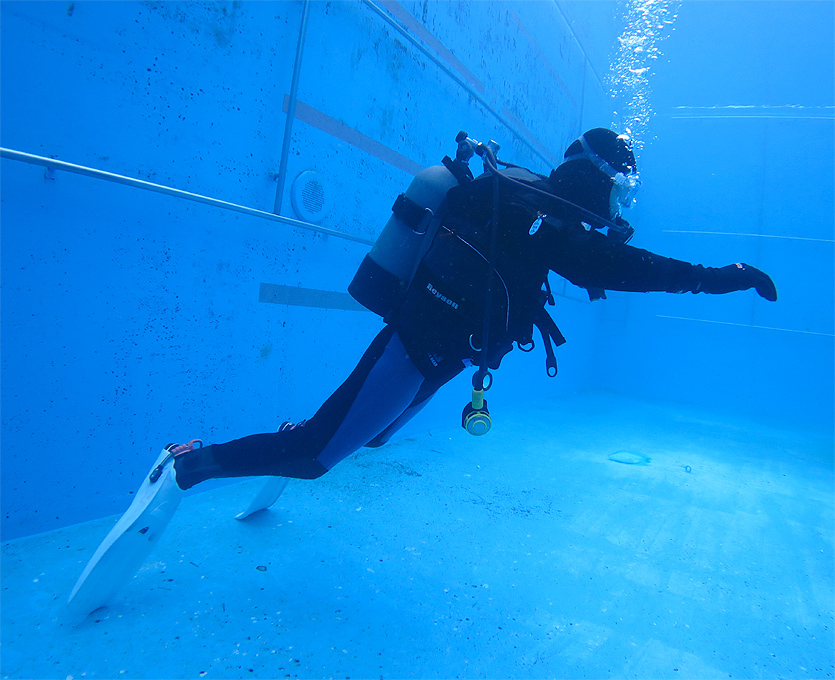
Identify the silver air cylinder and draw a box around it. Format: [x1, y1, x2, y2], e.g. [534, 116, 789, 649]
[348, 164, 459, 318]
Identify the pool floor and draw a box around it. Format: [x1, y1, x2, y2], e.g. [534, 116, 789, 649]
[2, 391, 833, 679]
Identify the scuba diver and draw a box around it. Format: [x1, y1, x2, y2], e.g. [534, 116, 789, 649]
[68, 128, 777, 616]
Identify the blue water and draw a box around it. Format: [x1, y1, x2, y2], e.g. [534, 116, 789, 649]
[1, 1, 833, 678]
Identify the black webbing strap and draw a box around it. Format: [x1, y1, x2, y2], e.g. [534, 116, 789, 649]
[532, 307, 566, 378]
[442, 155, 474, 184]
[391, 193, 433, 234]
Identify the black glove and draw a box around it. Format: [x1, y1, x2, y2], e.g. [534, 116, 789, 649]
[698, 263, 778, 301]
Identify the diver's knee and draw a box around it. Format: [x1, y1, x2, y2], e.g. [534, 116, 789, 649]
[300, 460, 329, 480]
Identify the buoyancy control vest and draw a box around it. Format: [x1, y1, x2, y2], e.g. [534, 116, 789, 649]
[348, 149, 568, 381]
[393, 166, 568, 379]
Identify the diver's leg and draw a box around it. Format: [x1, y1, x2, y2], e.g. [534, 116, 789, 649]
[363, 375, 452, 448]
[68, 330, 433, 615]
[174, 326, 426, 488]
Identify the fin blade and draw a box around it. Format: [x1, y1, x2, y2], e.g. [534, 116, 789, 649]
[67, 449, 182, 618]
[235, 478, 289, 520]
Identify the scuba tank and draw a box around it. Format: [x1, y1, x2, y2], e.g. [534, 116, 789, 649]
[348, 164, 461, 319]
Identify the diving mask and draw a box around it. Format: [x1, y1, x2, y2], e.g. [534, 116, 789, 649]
[564, 134, 641, 218]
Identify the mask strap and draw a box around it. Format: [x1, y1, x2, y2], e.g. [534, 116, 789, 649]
[564, 135, 636, 183]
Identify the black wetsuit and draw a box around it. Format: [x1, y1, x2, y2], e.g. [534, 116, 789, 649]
[175, 171, 771, 489]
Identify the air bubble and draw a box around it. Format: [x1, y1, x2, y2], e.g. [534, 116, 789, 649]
[607, 0, 681, 153]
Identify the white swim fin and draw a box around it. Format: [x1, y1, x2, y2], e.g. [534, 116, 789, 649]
[67, 442, 194, 618]
[235, 477, 289, 520]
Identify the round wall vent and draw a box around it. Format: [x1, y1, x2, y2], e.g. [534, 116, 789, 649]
[291, 170, 327, 224]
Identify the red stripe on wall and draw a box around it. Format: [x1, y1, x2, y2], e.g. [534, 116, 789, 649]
[284, 96, 424, 177]
[376, 0, 487, 96]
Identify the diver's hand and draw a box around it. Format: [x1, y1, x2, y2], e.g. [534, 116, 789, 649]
[697, 263, 778, 301]
[740, 263, 778, 301]
[711, 263, 778, 301]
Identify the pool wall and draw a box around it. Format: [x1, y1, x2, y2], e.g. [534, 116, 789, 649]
[1, 0, 618, 539]
[608, 1, 834, 432]
[2, 1, 832, 541]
